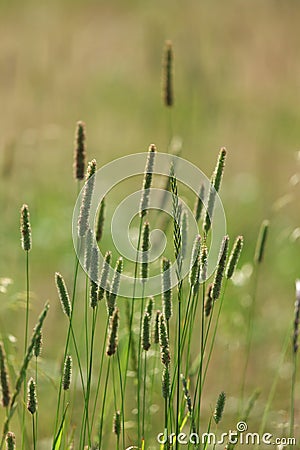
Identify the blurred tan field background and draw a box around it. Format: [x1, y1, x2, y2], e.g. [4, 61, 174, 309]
[0, 0, 300, 446]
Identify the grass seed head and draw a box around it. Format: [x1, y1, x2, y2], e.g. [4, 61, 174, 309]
[159, 314, 170, 366]
[254, 220, 269, 264]
[96, 198, 105, 243]
[33, 331, 42, 358]
[194, 184, 205, 222]
[162, 40, 174, 107]
[154, 310, 161, 344]
[140, 144, 156, 217]
[141, 221, 150, 280]
[27, 377, 37, 415]
[204, 284, 213, 317]
[62, 355, 72, 391]
[142, 312, 151, 351]
[20, 204, 32, 252]
[5, 432, 16, 450]
[98, 251, 112, 301]
[107, 308, 119, 356]
[146, 296, 154, 318]
[211, 236, 229, 301]
[55, 272, 71, 318]
[214, 391, 226, 424]
[162, 366, 170, 399]
[162, 258, 172, 321]
[0, 342, 11, 408]
[106, 257, 123, 316]
[293, 280, 300, 354]
[78, 159, 97, 238]
[113, 410, 121, 437]
[74, 121, 86, 181]
[226, 235, 244, 279]
[189, 235, 201, 287]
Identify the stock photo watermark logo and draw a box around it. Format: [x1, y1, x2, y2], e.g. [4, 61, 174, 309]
[72, 151, 227, 298]
[157, 421, 297, 447]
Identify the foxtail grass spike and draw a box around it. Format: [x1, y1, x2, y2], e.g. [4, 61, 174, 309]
[55, 272, 71, 318]
[90, 245, 99, 308]
[204, 284, 213, 317]
[141, 222, 150, 280]
[199, 243, 208, 284]
[33, 331, 42, 358]
[203, 148, 227, 234]
[189, 235, 201, 287]
[194, 184, 205, 222]
[0, 343, 10, 408]
[113, 411, 121, 437]
[74, 121, 86, 181]
[20, 204, 32, 251]
[181, 210, 188, 259]
[293, 280, 300, 354]
[170, 163, 182, 265]
[213, 391, 226, 424]
[159, 314, 170, 366]
[78, 159, 97, 237]
[62, 355, 72, 391]
[181, 375, 193, 417]
[96, 198, 105, 243]
[226, 235, 244, 279]
[142, 312, 151, 351]
[27, 378, 37, 414]
[146, 297, 154, 318]
[107, 308, 119, 356]
[211, 236, 229, 301]
[107, 257, 123, 316]
[162, 258, 172, 321]
[162, 40, 174, 107]
[154, 311, 161, 344]
[5, 432, 15, 450]
[140, 144, 156, 217]
[98, 251, 112, 301]
[254, 220, 269, 264]
[85, 229, 93, 273]
[162, 366, 170, 399]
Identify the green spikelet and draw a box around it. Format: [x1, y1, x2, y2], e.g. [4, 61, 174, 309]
[211, 236, 229, 301]
[98, 251, 111, 301]
[162, 258, 172, 321]
[213, 391, 226, 424]
[0, 343, 10, 408]
[140, 145, 156, 217]
[90, 245, 99, 308]
[55, 272, 71, 318]
[203, 148, 227, 234]
[159, 314, 170, 366]
[293, 280, 300, 354]
[181, 375, 195, 427]
[141, 222, 150, 280]
[194, 184, 205, 222]
[20, 204, 32, 251]
[107, 308, 119, 356]
[106, 258, 123, 316]
[180, 210, 188, 259]
[204, 284, 213, 317]
[33, 331, 42, 358]
[5, 432, 16, 450]
[78, 159, 97, 237]
[254, 220, 269, 264]
[154, 310, 161, 344]
[27, 377, 37, 415]
[226, 235, 244, 279]
[142, 312, 151, 351]
[162, 366, 170, 399]
[85, 228, 93, 273]
[199, 243, 208, 284]
[189, 235, 201, 287]
[162, 40, 174, 107]
[146, 297, 154, 318]
[74, 121, 86, 181]
[113, 410, 121, 437]
[62, 355, 72, 391]
[170, 163, 182, 265]
[96, 198, 105, 243]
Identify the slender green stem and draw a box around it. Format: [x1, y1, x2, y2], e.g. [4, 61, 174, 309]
[32, 415, 36, 450]
[117, 350, 125, 450]
[98, 358, 111, 449]
[175, 279, 183, 450]
[142, 351, 147, 440]
[35, 357, 38, 442]
[289, 352, 297, 449]
[22, 251, 30, 450]
[137, 282, 146, 446]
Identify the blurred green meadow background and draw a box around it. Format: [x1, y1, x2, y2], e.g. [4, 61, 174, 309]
[0, 0, 300, 446]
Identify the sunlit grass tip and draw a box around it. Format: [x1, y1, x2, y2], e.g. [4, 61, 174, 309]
[140, 144, 156, 217]
[226, 235, 244, 279]
[78, 159, 97, 238]
[211, 236, 229, 301]
[20, 204, 32, 252]
[55, 272, 71, 319]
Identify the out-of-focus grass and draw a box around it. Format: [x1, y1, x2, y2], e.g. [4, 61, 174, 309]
[0, 0, 299, 444]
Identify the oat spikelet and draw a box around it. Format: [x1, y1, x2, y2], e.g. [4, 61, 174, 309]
[140, 145, 156, 217]
[162, 40, 174, 107]
[0, 343, 10, 407]
[20, 204, 32, 251]
[74, 121, 86, 181]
